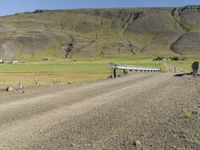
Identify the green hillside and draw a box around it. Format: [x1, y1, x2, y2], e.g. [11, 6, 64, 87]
[0, 5, 200, 60]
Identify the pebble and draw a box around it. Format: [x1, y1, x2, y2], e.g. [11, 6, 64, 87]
[70, 142, 75, 147]
[135, 140, 142, 150]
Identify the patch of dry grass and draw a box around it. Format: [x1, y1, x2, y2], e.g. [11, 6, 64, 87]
[0, 72, 109, 86]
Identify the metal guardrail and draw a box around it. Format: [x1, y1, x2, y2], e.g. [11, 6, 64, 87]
[109, 63, 161, 71]
[108, 63, 161, 78]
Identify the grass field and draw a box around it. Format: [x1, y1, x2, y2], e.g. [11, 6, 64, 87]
[0, 59, 163, 86]
[0, 58, 198, 87]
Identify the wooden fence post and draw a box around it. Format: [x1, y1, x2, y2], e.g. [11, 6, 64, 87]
[113, 69, 116, 78]
[123, 69, 126, 75]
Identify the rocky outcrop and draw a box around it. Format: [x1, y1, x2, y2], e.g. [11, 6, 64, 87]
[179, 5, 200, 25]
[172, 32, 200, 54]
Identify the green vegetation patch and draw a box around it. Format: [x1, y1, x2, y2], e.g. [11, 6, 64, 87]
[170, 59, 200, 72]
[187, 138, 200, 146]
[0, 59, 162, 73]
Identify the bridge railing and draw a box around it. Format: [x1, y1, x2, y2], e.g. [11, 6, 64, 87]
[108, 63, 161, 78]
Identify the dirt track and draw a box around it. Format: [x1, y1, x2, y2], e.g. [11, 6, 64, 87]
[0, 73, 200, 150]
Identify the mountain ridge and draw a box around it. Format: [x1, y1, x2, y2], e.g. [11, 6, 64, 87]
[0, 5, 200, 60]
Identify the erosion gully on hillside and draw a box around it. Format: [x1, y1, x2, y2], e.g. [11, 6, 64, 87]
[0, 73, 200, 150]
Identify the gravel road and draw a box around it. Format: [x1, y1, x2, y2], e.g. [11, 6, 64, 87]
[0, 73, 200, 150]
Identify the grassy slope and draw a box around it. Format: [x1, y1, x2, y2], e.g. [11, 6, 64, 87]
[0, 8, 193, 60]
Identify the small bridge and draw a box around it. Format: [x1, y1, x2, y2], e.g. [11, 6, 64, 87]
[109, 63, 161, 78]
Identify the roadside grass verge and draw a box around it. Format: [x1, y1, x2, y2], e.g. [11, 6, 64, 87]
[170, 59, 200, 72]
[0, 72, 108, 86]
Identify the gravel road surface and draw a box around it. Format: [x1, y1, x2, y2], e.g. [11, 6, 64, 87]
[0, 73, 200, 150]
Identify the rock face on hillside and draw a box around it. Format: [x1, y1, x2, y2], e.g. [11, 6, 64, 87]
[0, 5, 200, 59]
[172, 32, 200, 54]
[180, 5, 200, 24]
